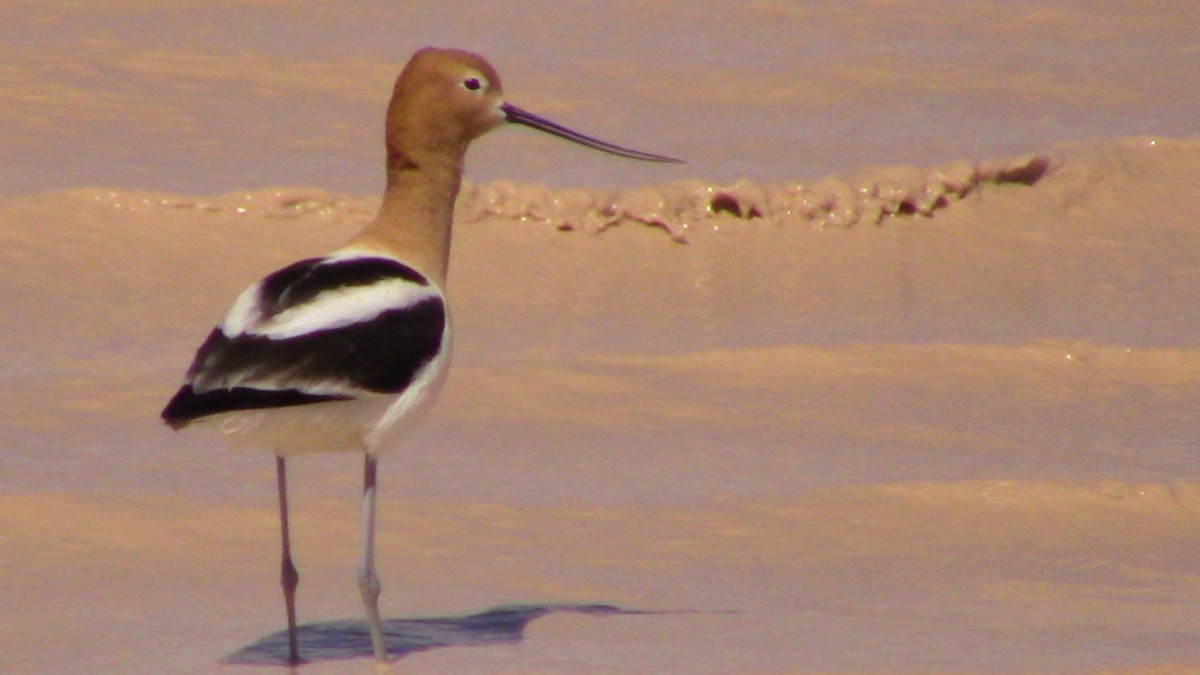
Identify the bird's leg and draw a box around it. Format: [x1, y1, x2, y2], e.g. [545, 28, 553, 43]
[359, 454, 388, 662]
[277, 455, 301, 665]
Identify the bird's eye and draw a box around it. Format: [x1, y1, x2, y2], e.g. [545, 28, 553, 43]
[462, 77, 482, 92]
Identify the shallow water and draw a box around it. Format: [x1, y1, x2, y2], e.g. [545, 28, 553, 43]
[2, 2, 1199, 674]
[3, 2, 1198, 195]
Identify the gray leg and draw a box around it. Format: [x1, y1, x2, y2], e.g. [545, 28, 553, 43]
[358, 455, 388, 662]
[277, 455, 301, 665]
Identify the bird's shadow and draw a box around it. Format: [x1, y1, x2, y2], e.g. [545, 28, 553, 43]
[224, 603, 641, 666]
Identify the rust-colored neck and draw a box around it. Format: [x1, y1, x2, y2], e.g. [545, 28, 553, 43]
[349, 145, 464, 288]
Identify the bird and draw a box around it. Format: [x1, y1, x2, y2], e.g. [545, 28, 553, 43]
[160, 46, 681, 666]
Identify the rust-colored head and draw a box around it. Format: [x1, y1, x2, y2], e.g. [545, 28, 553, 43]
[384, 47, 682, 175]
[384, 48, 507, 171]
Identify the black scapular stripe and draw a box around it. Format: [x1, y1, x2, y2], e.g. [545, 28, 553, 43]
[259, 256, 429, 317]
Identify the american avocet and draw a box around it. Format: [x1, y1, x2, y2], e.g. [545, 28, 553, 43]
[161, 47, 680, 666]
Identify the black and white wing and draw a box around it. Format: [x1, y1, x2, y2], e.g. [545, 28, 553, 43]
[161, 254, 446, 429]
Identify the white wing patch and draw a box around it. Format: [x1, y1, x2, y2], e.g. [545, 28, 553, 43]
[253, 279, 436, 340]
[218, 257, 439, 341]
[220, 284, 265, 337]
